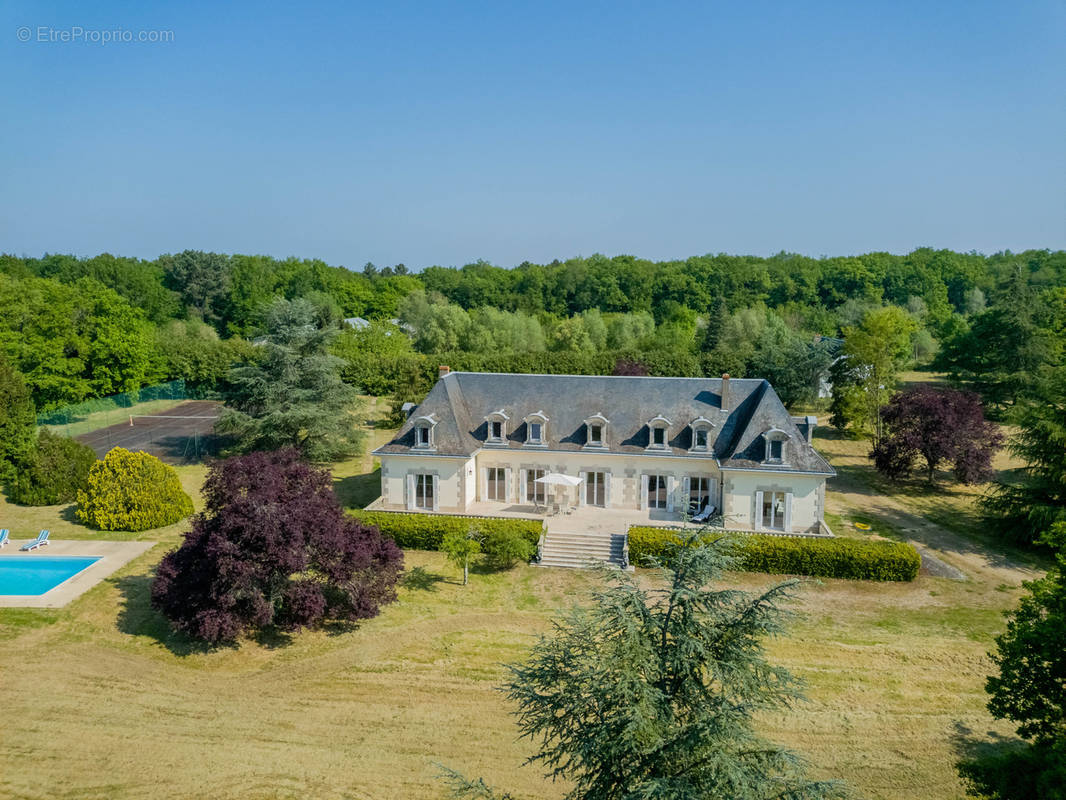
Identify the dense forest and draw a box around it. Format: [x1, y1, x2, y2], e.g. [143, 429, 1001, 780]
[0, 248, 1063, 416]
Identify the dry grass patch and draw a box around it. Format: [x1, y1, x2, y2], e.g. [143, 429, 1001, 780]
[0, 540, 1024, 800]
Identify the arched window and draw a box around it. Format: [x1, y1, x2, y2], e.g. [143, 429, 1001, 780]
[689, 416, 715, 452]
[484, 409, 509, 444]
[412, 414, 438, 450]
[762, 428, 790, 464]
[584, 413, 609, 448]
[524, 411, 548, 446]
[646, 415, 671, 451]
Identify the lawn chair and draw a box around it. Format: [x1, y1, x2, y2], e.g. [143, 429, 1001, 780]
[20, 530, 50, 551]
[691, 504, 716, 523]
[0, 529, 8, 548]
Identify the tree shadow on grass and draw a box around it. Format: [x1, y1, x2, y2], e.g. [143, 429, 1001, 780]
[949, 720, 1044, 799]
[401, 566, 447, 592]
[253, 627, 294, 649]
[334, 468, 381, 509]
[113, 573, 233, 657]
[950, 719, 1023, 763]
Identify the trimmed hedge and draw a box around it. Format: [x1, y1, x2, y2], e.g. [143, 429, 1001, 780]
[350, 510, 541, 552]
[8, 430, 96, 506]
[627, 526, 921, 582]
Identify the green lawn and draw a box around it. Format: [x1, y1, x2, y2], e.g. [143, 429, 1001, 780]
[0, 390, 1041, 799]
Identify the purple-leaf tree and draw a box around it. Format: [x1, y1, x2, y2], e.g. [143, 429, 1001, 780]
[870, 387, 1003, 484]
[151, 449, 403, 643]
[612, 357, 649, 376]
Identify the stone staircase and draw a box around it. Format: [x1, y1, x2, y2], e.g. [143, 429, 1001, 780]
[536, 530, 629, 570]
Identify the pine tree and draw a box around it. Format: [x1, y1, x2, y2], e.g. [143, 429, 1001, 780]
[443, 534, 847, 800]
[957, 522, 1066, 797]
[0, 354, 36, 485]
[981, 371, 1066, 547]
[218, 297, 365, 461]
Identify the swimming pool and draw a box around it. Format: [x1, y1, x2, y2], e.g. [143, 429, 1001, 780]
[0, 556, 101, 596]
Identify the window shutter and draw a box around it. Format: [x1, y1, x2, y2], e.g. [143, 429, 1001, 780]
[578, 471, 587, 506]
[432, 475, 439, 511]
[480, 468, 488, 502]
[754, 491, 763, 531]
[640, 474, 649, 511]
[666, 476, 676, 512]
[604, 472, 611, 508]
[520, 470, 528, 504]
[682, 476, 690, 513]
[504, 467, 512, 503]
[406, 474, 416, 511]
[784, 492, 793, 531]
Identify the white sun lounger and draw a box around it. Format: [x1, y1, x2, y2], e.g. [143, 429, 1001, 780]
[691, 504, 715, 523]
[19, 530, 50, 551]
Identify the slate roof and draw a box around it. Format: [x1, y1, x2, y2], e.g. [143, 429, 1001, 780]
[376, 372, 835, 475]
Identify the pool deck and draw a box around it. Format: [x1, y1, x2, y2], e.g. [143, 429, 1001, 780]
[0, 540, 156, 608]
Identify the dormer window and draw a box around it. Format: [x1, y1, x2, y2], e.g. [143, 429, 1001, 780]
[412, 414, 438, 450]
[523, 411, 548, 446]
[762, 428, 790, 464]
[484, 409, 509, 445]
[584, 414, 609, 448]
[646, 415, 671, 451]
[689, 416, 715, 453]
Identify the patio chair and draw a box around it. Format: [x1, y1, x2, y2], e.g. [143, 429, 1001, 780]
[20, 530, 50, 551]
[0, 529, 8, 548]
[691, 504, 716, 523]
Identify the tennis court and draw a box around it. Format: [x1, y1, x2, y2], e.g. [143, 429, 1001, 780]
[76, 400, 224, 464]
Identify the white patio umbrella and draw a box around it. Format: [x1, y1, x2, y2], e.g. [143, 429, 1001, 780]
[534, 473, 584, 513]
[534, 473, 584, 488]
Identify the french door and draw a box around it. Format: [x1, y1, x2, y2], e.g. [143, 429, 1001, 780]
[585, 472, 606, 507]
[647, 474, 668, 510]
[526, 469, 546, 505]
[486, 467, 506, 501]
[758, 491, 790, 531]
[688, 476, 712, 514]
[414, 474, 434, 510]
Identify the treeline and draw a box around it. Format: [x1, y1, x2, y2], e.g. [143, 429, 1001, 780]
[0, 247, 1063, 415]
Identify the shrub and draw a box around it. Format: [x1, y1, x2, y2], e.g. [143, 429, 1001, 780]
[481, 524, 537, 569]
[350, 510, 541, 553]
[152, 449, 403, 643]
[8, 430, 96, 506]
[76, 447, 194, 531]
[627, 526, 921, 582]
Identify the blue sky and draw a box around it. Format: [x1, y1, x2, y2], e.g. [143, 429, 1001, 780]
[2, 0, 1063, 269]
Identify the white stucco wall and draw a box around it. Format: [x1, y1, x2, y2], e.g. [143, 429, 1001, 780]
[378, 453, 828, 533]
[380, 449, 721, 513]
[720, 470, 825, 533]
[378, 454, 472, 512]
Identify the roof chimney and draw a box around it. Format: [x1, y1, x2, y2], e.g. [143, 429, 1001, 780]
[438, 365, 451, 378]
[804, 415, 817, 444]
[721, 373, 731, 411]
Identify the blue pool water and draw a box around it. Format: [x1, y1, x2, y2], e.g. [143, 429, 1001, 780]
[0, 556, 101, 595]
